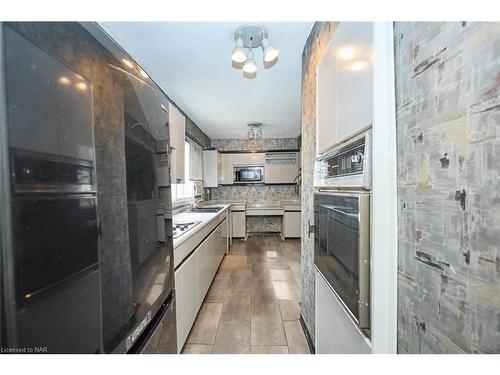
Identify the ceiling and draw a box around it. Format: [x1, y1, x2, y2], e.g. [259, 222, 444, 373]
[98, 22, 313, 139]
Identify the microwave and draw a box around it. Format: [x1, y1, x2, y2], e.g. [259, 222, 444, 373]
[234, 165, 264, 183]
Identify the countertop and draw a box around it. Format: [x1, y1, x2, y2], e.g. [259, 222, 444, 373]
[172, 203, 231, 249]
[279, 199, 300, 205]
[247, 202, 283, 209]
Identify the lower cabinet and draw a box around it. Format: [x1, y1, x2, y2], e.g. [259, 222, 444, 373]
[316, 269, 371, 353]
[174, 217, 227, 352]
[283, 211, 301, 238]
[232, 210, 246, 238]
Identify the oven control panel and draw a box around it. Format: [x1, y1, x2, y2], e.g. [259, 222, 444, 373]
[314, 129, 371, 190]
[326, 142, 365, 178]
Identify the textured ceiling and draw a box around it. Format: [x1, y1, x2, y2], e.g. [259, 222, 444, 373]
[98, 22, 313, 139]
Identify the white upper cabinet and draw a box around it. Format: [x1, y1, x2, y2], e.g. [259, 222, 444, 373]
[203, 150, 219, 187]
[317, 22, 373, 155]
[168, 102, 186, 182]
[219, 153, 234, 185]
[189, 141, 203, 181]
[265, 152, 299, 184]
[231, 153, 265, 166]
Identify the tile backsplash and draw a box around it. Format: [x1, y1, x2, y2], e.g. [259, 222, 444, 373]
[210, 184, 298, 203]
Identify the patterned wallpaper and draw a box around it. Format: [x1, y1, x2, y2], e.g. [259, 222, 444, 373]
[395, 22, 500, 353]
[300, 22, 338, 342]
[211, 137, 299, 152]
[210, 184, 298, 203]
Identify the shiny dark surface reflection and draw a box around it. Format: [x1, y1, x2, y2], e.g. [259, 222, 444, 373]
[314, 193, 360, 321]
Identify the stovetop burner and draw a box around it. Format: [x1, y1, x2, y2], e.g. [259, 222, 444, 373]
[172, 220, 201, 239]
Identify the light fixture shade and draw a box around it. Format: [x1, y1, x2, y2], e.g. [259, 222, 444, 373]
[232, 36, 247, 63]
[262, 37, 279, 62]
[243, 50, 257, 73]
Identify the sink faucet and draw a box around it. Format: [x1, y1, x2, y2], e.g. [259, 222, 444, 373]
[192, 198, 204, 209]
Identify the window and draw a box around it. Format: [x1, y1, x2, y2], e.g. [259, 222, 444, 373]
[171, 140, 195, 205]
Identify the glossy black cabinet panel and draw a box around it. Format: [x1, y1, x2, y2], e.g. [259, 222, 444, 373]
[2, 24, 101, 353]
[14, 195, 98, 303]
[5, 26, 94, 162]
[2, 22, 176, 353]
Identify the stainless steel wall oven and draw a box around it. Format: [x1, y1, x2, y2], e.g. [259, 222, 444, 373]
[314, 191, 370, 334]
[313, 129, 372, 337]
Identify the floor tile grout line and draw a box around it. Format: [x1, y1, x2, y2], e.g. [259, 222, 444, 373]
[211, 268, 233, 354]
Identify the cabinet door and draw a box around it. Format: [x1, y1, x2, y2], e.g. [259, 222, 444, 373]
[232, 153, 265, 166]
[265, 152, 299, 184]
[203, 150, 218, 187]
[220, 154, 233, 185]
[232, 211, 246, 238]
[206, 228, 217, 283]
[195, 239, 209, 307]
[317, 22, 373, 154]
[5, 26, 94, 161]
[189, 141, 203, 181]
[174, 268, 184, 351]
[284, 211, 301, 238]
[174, 252, 197, 350]
[336, 23, 373, 143]
[168, 103, 186, 182]
[218, 218, 228, 263]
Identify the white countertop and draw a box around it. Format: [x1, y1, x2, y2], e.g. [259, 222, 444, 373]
[247, 202, 283, 209]
[280, 199, 301, 205]
[172, 203, 231, 249]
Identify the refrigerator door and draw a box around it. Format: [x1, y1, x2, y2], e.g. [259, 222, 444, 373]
[133, 296, 177, 354]
[4, 25, 94, 162]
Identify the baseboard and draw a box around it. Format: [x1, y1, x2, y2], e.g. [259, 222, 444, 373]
[299, 314, 315, 354]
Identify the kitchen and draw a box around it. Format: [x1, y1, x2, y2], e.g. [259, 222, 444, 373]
[0, 4, 499, 366]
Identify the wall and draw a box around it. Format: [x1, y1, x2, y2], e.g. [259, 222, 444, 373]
[300, 22, 338, 341]
[395, 22, 500, 353]
[210, 137, 300, 233]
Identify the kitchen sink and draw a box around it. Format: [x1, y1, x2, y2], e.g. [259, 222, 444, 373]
[189, 206, 224, 213]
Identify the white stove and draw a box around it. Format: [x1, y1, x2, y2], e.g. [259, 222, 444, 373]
[172, 221, 201, 239]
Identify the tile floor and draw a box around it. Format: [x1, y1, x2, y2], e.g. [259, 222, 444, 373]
[181, 234, 311, 354]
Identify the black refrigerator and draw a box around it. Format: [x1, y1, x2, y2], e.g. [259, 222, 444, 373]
[0, 24, 101, 353]
[0, 22, 177, 354]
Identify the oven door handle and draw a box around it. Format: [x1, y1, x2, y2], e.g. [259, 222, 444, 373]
[319, 204, 359, 218]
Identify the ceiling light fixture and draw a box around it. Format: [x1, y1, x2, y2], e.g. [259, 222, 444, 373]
[262, 37, 279, 62]
[243, 44, 258, 74]
[247, 122, 263, 140]
[232, 24, 279, 78]
[231, 32, 247, 63]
